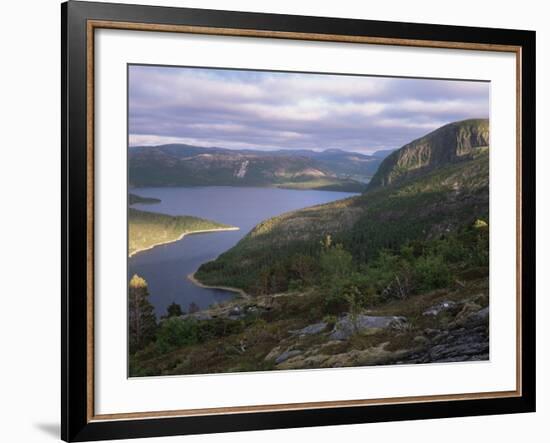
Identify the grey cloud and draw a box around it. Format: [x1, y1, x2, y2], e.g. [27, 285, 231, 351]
[129, 65, 489, 153]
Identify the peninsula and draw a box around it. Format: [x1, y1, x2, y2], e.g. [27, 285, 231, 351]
[129, 208, 238, 257]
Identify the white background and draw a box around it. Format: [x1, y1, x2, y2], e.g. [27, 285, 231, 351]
[0, 0, 547, 442]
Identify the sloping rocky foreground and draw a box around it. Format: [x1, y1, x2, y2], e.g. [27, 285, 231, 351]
[179, 290, 489, 370]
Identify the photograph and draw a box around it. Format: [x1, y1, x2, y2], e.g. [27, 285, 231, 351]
[127, 65, 491, 377]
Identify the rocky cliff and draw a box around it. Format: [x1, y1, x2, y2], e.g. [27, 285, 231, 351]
[368, 119, 489, 190]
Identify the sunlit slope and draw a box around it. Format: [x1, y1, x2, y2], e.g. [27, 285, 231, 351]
[196, 120, 489, 294]
[129, 208, 236, 256]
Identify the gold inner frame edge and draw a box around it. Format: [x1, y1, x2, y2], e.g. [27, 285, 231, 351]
[85, 19, 523, 422]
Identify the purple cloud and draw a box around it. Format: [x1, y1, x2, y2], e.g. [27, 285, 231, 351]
[129, 65, 489, 153]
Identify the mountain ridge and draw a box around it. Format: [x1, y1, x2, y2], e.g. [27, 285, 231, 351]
[195, 119, 490, 294]
[368, 118, 489, 190]
[129, 144, 394, 190]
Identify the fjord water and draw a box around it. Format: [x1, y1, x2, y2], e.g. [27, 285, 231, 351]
[128, 186, 357, 317]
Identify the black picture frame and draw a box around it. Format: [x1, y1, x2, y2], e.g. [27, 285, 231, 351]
[62, 1, 536, 441]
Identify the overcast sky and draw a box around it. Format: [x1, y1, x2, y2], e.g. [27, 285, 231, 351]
[129, 65, 489, 154]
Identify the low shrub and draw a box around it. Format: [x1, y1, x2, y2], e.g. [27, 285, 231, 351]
[155, 317, 200, 354]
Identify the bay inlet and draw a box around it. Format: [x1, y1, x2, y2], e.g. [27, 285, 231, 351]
[128, 186, 358, 317]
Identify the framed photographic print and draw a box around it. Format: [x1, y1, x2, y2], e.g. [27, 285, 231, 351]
[61, 1, 536, 441]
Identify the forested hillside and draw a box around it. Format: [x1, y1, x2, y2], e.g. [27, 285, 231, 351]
[196, 120, 489, 294]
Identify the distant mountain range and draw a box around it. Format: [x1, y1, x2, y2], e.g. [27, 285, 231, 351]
[129, 144, 393, 192]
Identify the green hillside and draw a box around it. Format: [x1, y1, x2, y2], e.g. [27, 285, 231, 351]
[195, 150, 489, 293]
[195, 119, 490, 294]
[129, 208, 236, 257]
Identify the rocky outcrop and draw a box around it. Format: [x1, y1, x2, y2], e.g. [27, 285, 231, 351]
[289, 322, 328, 336]
[368, 119, 489, 190]
[275, 350, 303, 364]
[263, 294, 489, 370]
[394, 305, 489, 364]
[422, 300, 458, 316]
[276, 342, 407, 370]
[330, 314, 408, 340]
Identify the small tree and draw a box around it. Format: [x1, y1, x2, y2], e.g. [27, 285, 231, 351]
[290, 254, 316, 286]
[343, 285, 362, 332]
[320, 234, 333, 250]
[320, 242, 353, 281]
[164, 301, 184, 319]
[128, 274, 157, 354]
[188, 301, 200, 314]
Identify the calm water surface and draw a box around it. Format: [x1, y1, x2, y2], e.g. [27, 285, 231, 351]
[129, 186, 357, 317]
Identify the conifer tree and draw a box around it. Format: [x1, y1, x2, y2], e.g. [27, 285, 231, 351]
[164, 301, 184, 319]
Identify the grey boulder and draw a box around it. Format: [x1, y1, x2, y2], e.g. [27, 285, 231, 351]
[289, 322, 328, 336]
[330, 314, 408, 341]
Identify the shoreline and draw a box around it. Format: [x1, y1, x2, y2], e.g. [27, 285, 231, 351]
[128, 226, 239, 258]
[132, 184, 363, 194]
[187, 271, 250, 299]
